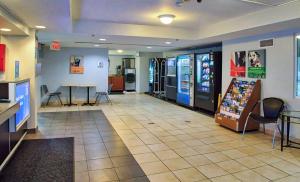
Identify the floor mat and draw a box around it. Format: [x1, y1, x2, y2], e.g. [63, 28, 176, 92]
[0, 138, 74, 182]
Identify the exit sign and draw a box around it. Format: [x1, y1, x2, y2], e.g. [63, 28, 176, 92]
[50, 41, 61, 51]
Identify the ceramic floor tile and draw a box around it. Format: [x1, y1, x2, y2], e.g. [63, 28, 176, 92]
[184, 154, 212, 167]
[154, 150, 180, 160]
[233, 170, 269, 182]
[147, 143, 170, 152]
[147, 172, 180, 182]
[140, 161, 170, 175]
[115, 164, 146, 180]
[174, 147, 199, 157]
[253, 165, 288, 180]
[89, 168, 119, 182]
[75, 171, 89, 182]
[217, 160, 248, 173]
[87, 158, 113, 170]
[133, 153, 160, 164]
[196, 164, 228, 178]
[173, 167, 207, 182]
[204, 152, 231, 163]
[162, 158, 192, 171]
[210, 174, 241, 182]
[270, 160, 300, 175]
[235, 156, 266, 169]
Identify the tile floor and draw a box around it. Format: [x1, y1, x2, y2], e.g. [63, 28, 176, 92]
[31, 94, 300, 182]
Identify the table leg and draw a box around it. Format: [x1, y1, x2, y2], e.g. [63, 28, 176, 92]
[281, 115, 284, 151]
[287, 116, 290, 146]
[83, 86, 94, 106]
[64, 86, 76, 106]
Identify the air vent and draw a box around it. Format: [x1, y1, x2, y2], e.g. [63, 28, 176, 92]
[260, 39, 273, 47]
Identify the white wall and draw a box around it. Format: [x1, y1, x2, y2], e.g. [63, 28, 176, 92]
[223, 31, 300, 138]
[0, 30, 37, 129]
[40, 47, 109, 104]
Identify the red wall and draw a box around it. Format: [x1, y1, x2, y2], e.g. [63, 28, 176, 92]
[0, 44, 6, 72]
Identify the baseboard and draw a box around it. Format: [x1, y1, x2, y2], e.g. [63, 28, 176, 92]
[26, 127, 38, 134]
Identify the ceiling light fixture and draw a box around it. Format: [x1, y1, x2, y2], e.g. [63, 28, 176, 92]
[0, 28, 11, 32]
[165, 41, 172, 44]
[158, 14, 175, 25]
[94, 44, 100, 47]
[117, 50, 123, 53]
[35, 25, 46, 29]
[147, 46, 152, 49]
[297, 35, 300, 39]
[99, 38, 106, 41]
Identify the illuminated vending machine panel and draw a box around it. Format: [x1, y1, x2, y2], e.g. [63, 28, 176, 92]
[176, 55, 194, 107]
[165, 57, 177, 101]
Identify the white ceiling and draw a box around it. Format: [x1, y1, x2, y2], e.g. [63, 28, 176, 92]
[0, 0, 300, 51]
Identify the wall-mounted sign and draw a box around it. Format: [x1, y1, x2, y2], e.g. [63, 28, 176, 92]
[230, 51, 246, 77]
[70, 56, 84, 74]
[15, 61, 20, 79]
[248, 49, 266, 78]
[50, 41, 61, 51]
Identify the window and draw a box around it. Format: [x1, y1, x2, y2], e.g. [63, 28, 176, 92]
[296, 35, 300, 96]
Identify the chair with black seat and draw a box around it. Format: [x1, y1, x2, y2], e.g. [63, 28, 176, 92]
[95, 84, 113, 105]
[41, 85, 63, 106]
[242, 97, 284, 148]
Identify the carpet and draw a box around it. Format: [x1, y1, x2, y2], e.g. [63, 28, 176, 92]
[0, 137, 74, 182]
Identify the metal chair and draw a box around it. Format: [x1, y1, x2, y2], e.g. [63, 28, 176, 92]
[95, 84, 113, 105]
[242, 97, 284, 148]
[41, 85, 63, 106]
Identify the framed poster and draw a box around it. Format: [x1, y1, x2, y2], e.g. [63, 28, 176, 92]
[70, 56, 84, 74]
[15, 60, 20, 79]
[230, 51, 246, 77]
[248, 49, 266, 78]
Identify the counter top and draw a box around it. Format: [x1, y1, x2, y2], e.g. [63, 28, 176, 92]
[0, 102, 19, 126]
[0, 78, 30, 84]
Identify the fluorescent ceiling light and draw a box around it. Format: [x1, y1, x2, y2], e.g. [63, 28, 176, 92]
[35, 25, 46, 29]
[158, 14, 175, 25]
[99, 38, 106, 41]
[117, 50, 123, 53]
[147, 46, 152, 49]
[94, 44, 100, 47]
[297, 35, 300, 39]
[165, 41, 172, 44]
[0, 28, 11, 32]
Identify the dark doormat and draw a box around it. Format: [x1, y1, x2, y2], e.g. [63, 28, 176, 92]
[0, 137, 74, 182]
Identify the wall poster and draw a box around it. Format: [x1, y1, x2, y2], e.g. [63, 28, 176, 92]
[248, 49, 266, 78]
[15, 60, 20, 79]
[230, 51, 246, 77]
[70, 56, 84, 74]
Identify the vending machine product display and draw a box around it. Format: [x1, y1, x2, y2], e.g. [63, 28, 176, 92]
[176, 55, 194, 107]
[194, 52, 222, 113]
[165, 57, 177, 101]
[148, 58, 166, 97]
[215, 78, 261, 132]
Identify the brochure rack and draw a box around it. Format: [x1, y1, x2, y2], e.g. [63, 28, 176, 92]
[215, 78, 261, 132]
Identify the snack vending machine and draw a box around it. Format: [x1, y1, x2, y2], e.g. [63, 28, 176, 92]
[194, 52, 222, 113]
[176, 55, 194, 107]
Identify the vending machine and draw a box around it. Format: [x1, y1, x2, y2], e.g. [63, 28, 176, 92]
[176, 55, 194, 107]
[165, 57, 177, 101]
[194, 52, 222, 113]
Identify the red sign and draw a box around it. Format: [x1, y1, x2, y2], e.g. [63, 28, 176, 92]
[50, 41, 61, 51]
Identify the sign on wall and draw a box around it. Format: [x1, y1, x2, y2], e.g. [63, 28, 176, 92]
[248, 49, 266, 78]
[230, 51, 246, 77]
[70, 56, 84, 74]
[50, 41, 61, 51]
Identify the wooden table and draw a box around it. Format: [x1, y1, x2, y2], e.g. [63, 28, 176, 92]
[61, 84, 96, 106]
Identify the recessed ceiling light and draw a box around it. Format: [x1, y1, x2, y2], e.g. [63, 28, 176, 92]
[297, 35, 300, 39]
[147, 46, 152, 49]
[94, 44, 100, 47]
[0, 28, 11, 32]
[35, 25, 46, 29]
[99, 38, 106, 41]
[158, 14, 175, 25]
[165, 41, 172, 44]
[117, 50, 123, 53]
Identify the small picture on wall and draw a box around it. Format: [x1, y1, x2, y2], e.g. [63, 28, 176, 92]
[230, 51, 246, 77]
[70, 56, 84, 74]
[248, 49, 266, 78]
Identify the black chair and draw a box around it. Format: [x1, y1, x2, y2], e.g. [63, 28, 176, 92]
[242, 97, 284, 148]
[95, 84, 113, 105]
[41, 85, 63, 106]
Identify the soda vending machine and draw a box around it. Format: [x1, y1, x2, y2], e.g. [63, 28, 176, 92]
[194, 52, 222, 113]
[176, 55, 194, 107]
[165, 57, 177, 101]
